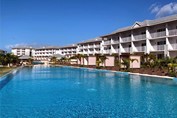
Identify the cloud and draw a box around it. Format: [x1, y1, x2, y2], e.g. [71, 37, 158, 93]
[150, 2, 177, 18]
[5, 43, 28, 49]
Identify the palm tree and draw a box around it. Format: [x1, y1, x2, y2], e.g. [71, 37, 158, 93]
[50, 56, 57, 64]
[95, 54, 107, 68]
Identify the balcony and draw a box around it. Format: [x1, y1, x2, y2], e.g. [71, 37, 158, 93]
[134, 34, 146, 41]
[124, 47, 131, 53]
[115, 48, 119, 53]
[94, 45, 100, 48]
[169, 29, 177, 36]
[104, 41, 111, 45]
[112, 40, 119, 44]
[171, 44, 177, 50]
[136, 46, 146, 52]
[88, 45, 94, 48]
[153, 45, 165, 51]
[105, 49, 111, 54]
[151, 31, 166, 38]
[121, 37, 131, 42]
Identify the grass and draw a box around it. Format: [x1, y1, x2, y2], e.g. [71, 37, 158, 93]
[0, 67, 15, 77]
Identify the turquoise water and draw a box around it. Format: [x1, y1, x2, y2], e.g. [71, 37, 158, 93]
[0, 66, 177, 118]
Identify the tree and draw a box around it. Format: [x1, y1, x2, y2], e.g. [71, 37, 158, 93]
[95, 54, 108, 68]
[50, 56, 57, 64]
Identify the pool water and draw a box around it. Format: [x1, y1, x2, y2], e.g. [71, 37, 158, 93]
[0, 66, 177, 117]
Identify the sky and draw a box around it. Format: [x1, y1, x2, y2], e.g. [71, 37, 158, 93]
[0, 0, 177, 51]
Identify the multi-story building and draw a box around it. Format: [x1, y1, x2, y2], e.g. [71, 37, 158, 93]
[60, 44, 77, 57]
[77, 37, 103, 55]
[0, 49, 6, 55]
[11, 46, 35, 57]
[101, 14, 177, 58]
[34, 46, 61, 61]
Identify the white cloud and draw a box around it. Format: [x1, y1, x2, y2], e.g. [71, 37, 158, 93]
[5, 43, 28, 49]
[150, 2, 177, 18]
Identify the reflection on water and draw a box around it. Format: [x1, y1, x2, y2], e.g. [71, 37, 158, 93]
[0, 65, 177, 117]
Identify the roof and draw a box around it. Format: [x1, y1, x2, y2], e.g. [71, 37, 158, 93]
[12, 46, 34, 49]
[35, 46, 60, 50]
[102, 14, 177, 37]
[19, 55, 32, 60]
[59, 44, 77, 49]
[77, 37, 102, 44]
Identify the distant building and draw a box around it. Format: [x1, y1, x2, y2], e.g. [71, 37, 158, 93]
[77, 37, 103, 55]
[11, 46, 35, 57]
[34, 46, 61, 61]
[0, 49, 6, 55]
[59, 44, 77, 58]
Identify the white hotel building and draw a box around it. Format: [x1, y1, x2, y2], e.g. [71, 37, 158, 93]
[59, 44, 77, 58]
[11, 15, 177, 60]
[101, 14, 177, 58]
[77, 37, 103, 55]
[34, 46, 61, 61]
[12, 46, 35, 57]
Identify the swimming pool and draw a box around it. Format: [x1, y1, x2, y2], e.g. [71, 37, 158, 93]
[0, 66, 177, 117]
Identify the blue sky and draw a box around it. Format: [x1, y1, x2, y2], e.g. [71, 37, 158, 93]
[0, 0, 177, 51]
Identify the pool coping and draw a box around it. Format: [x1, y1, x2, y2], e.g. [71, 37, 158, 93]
[0, 66, 22, 81]
[57, 65, 174, 80]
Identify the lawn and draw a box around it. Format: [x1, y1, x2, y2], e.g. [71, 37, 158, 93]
[0, 67, 15, 77]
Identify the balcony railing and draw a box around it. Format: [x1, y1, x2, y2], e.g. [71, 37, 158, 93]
[134, 34, 146, 41]
[124, 47, 131, 53]
[153, 45, 165, 51]
[105, 49, 111, 53]
[169, 29, 177, 36]
[104, 41, 111, 45]
[136, 46, 146, 52]
[88, 45, 94, 48]
[171, 44, 177, 50]
[151, 31, 166, 38]
[94, 45, 100, 48]
[115, 49, 119, 53]
[112, 40, 119, 44]
[121, 37, 131, 42]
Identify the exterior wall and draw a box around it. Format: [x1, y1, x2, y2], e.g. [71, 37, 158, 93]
[11, 48, 35, 56]
[130, 56, 141, 68]
[102, 19, 177, 58]
[88, 57, 96, 65]
[105, 56, 115, 66]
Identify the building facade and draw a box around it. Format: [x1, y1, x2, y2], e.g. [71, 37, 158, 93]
[11, 14, 177, 60]
[11, 47, 35, 57]
[77, 37, 103, 55]
[101, 14, 177, 58]
[34, 46, 61, 61]
[59, 44, 77, 58]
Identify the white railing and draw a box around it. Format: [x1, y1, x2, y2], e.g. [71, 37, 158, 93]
[171, 44, 177, 50]
[115, 49, 119, 53]
[104, 41, 111, 45]
[88, 45, 94, 48]
[151, 31, 166, 38]
[134, 34, 146, 40]
[153, 45, 165, 51]
[121, 37, 131, 42]
[124, 47, 130, 52]
[136, 46, 146, 52]
[94, 45, 100, 48]
[112, 40, 119, 44]
[105, 49, 111, 53]
[169, 29, 177, 36]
